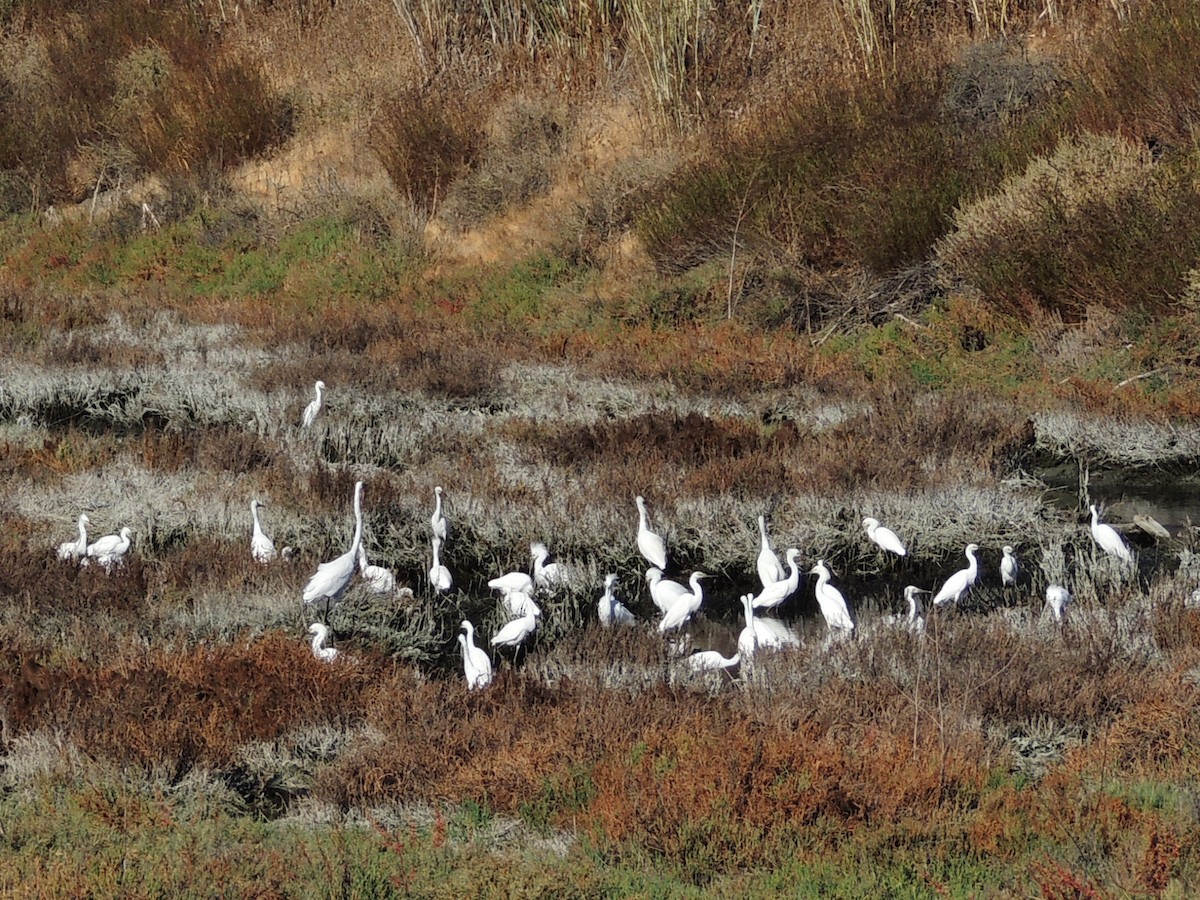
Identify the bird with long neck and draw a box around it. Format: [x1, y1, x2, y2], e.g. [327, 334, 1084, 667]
[756, 515, 785, 588]
[302, 481, 364, 614]
[250, 499, 276, 563]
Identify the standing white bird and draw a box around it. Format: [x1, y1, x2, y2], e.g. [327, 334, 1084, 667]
[531, 542, 569, 591]
[502, 589, 541, 618]
[301, 379, 326, 429]
[1000, 546, 1019, 587]
[931, 543, 980, 608]
[809, 560, 856, 636]
[308, 622, 339, 663]
[902, 585, 927, 634]
[658, 572, 710, 633]
[431, 486, 448, 543]
[1089, 504, 1134, 564]
[1046, 584, 1072, 623]
[683, 650, 740, 672]
[429, 536, 453, 593]
[302, 481, 364, 610]
[646, 567, 691, 615]
[250, 499, 276, 564]
[459, 620, 493, 689]
[752, 548, 802, 610]
[491, 609, 540, 649]
[57, 513, 90, 562]
[85, 526, 133, 572]
[756, 515, 785, 588]
[357, 545, 397, 595]
[635, 495, 668, 570]
[488, 570, 535, 596]
[739, 593, 802, 662]
[863, 517, 907, 557]
[598, 573, 636, 627]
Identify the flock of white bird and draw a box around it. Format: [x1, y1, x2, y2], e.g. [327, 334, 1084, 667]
[53, 379, 1140, 684]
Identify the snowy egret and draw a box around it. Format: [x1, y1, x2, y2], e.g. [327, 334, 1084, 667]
[658, 572, 710, 633]
[488, 571, 535, 596]
[84, 527, 133, 572]
[903, 585, 927, 634]
[1046, 584, 1072, 623]
[250, 499, 276, 564]
[429, 536, 453, 593]
[308, 623, 339, 662]
[931, 543, 980, 608]
[738, 594, 759, 661]
[302, 481, 364, 609]
[301, 380, 325, 429]
[1089, 505, 1134, 564]
[598, 573, 636, 627]
[1000, 546, 1019, 587]
[502, 589, 541, 618]
[459, 620, 493, 689]
[809, 560, 856, 635]
[431, 486, 448, 543]
[57, 513, 90, 562]
[739, 593, 802, 662]
[756, 515, 785, 588]
[491, 609, 539, 649]
[635, 495, 668, 570]
[683, 650, 740, 672]
[646, 567, 691, 615]
[357, 545, 397, 595]
[531, 542, 570, 591]
[863, 517, 907, 557]
[752, 548, 801, 610]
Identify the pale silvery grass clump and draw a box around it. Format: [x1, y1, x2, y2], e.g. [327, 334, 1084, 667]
[1034, 409, 1200, 468]
[155, 586, 299, 643]
[0, 729, 92, 793]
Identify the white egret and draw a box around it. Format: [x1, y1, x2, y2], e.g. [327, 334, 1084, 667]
[809, 560, 856, 636]
[502, 589, 541, 618]
[598, 573, 636, 627]
[738, 594, 759, 661]
[1000, 546, 1019, 587]
[756, 515, 785, 588]
[491, 609, 540, 649]
[683, 650, 740, 672]
[903, 585, 927, 634]
[658, 572, 710, 633]
[84, 526, 133, 572]
[57, 513, 90, 562]
[431, 486, 448, 543]
[635, 495, 668, 570]
[863, 516, 907, 557]
[250, 499, 276, 564]
[1089, 505, 1134, 564]
[738, 593, 802, 663]
[531, 542, 570, 591]
[646, 567, 690, 615]
[302, 481, 364, 610]
[1046, 584, 1072, 623]
[459, 620, 493, 689]
[357, 545, 397, 595]
[301, 380, 325, 429]
[308, 623, 339, 663]
[429, 536, 453, 593]
[488, 571, 534, 596]
[751, 548, 801, 610]
[931, 543, 980, 608]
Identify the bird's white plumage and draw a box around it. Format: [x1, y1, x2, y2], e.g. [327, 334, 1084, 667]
[429, 536, 453, 593]
[646, 567, 690, 615]
[431, 486, 448, 543]
[491, 610, 539, 649]
[57, 513, 90, 562]
[863, 516, 907, 557]
[301, 380, 325, 429]
[459, 620, 492, 689]
[598, 573, 636, 627]
[489, 571, 534, 596]
[308, 623, 339, 663]
[1046, 584, 1072, 623]
[756, 515, 785, 588]
[250, 499, 276, 564]
[302, 481, 364, 606]
[635, 495, 668, 570]
[810, 560, 855, 633]
[1089, 505, 1134, 564]
[931, 543, 980, 608]
[903, 585, 926, 634]
[502, 589, 541, 618]
[357, 545, 397, 595]
[658, 572, 709, 633]
[751, 548, 801, 610]
[85, 526, 133, 572]
[683, 650, 740, 672]
[531, 542, 569, 591]
[1000, 546, 1019, 586]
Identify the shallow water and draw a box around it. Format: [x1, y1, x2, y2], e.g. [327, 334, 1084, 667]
[1038, 461, 1200, 533]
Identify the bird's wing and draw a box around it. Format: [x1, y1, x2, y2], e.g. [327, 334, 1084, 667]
[303, 553, 354, 601]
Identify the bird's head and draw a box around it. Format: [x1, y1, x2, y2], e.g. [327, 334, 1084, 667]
[1002, 545, 1014, 554]
[862, 516, 877, 529]
[966, 543, 980, 553]
[645, 567, 662, 582]
[315, 380, 326, 390]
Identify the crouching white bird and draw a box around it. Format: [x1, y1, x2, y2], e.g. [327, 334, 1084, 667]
[303, 480, 364, 611]
[308, 623, 339, 663]
[57, 513, 90, 562]
[459, 620, 493, 689]
[429, 536, 453, 593]
[531, 541, 570, 591]
[250, 499, 276, 564]
[301, 379, 325, 428]
[863, 516, 907, 557]
[1045, 584, 1072, 623]
[1089, 504, 1134, 564]
[683, 650, 740, 672]
[756, 515, 785, 588]
[491, 609, 540, 650]
[85, 526, 133, 572]
[658, 572, 710, 633]
[752, 548, 801, 610]
[357, 545, 397, 595]
[809, 560, 856, 638]
[635, 495, 668, 570]
[1000, 545, 1019, 587]
[931, 543, 980, 608]
[488, 570, 534, 597]
[598, 573, 636, 627]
